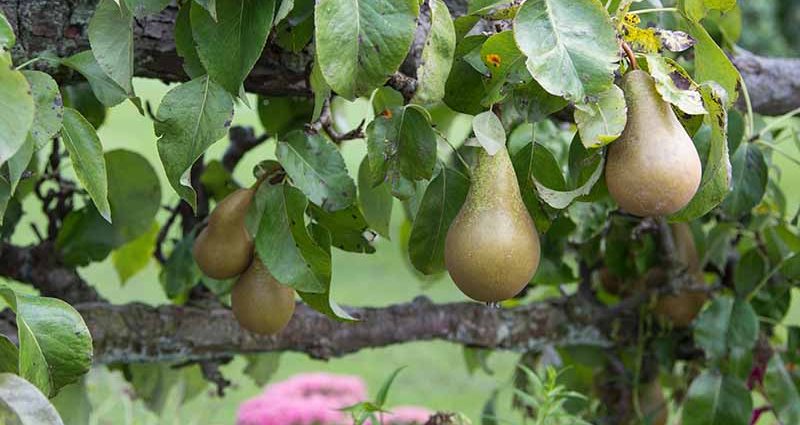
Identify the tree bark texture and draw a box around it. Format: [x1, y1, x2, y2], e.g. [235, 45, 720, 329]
[1, 0, 798, 115]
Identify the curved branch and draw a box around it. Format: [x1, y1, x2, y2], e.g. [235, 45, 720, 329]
[1, 0, 798, 115]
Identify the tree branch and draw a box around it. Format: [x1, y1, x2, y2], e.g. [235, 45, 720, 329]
[1, 1, 798, 115]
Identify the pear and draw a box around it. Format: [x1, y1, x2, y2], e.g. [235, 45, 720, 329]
[606, 70, 702, 217]
[445, 146, 540, 302]
[193, 188, 255, 279]
[653, 223, 707, 327]
[231, 258, 296, 335]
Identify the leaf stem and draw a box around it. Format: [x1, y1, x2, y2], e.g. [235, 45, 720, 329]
[630, 7, 678, 15]
[754, 140, 800, 167]
[436, 129, 472, 178]
[739, 74, 756, 141]
[757, 106, 800, 139]
[14, 57, 42, 70]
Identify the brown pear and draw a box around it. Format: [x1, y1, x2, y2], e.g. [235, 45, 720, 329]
[193, 188, 255, 279]
[606, 70, 702, 217]
[653, 223, 707, 327]
[444, 146, 540, 302]
[231, 258, 295, 335]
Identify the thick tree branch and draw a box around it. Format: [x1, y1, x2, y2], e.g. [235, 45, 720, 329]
[1, 1, 798, 115]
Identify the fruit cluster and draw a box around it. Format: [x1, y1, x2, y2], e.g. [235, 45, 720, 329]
[193, 187, 295, 335]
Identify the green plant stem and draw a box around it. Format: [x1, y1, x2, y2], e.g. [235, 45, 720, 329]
[739, 74, 756, 141]
[755, 140, 800, 167]
[436, 129, 472, 178]
[758, 106, 800, 139]
[14, 57, 42, 70]
[630, 7, 678, 15]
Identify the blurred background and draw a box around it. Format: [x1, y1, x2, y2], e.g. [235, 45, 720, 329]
[1, 1, 799, 424]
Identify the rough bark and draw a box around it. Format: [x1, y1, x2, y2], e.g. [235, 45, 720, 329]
[0, 242, 634, 364]
[1, 0, 798, 115]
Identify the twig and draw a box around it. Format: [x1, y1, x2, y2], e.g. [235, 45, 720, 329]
[309, 99, 366, 143]
[387, 71, 417, 102]
[222, 126, 270, 172]
[154, 205, 181, 264]
[621, 42, 639, 70]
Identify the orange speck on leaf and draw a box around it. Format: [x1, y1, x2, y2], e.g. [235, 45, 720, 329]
[381, 109, 393, 119]
[486, 54, 502, 68]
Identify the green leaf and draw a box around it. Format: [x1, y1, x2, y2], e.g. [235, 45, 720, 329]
[472, 111, 506, 155]
[61, 51, 129, 107]
[193, 0, 217, 21]
[0, 11, 15, 51]
[357, 156, 392, 238]
[574, 84, 627, 149]
[514, 0, 618, 102]
[308, 204, 375, 253]
[443, 35, 488, 115]
[683, 0, 736, 22]
[88, 0, 134, 94]
[243, 353, 281, 387]
[366, 105, 437, 198]
[510, 78, 568, 123]
[670, 82, 731, 221]
[51, 379, 91, 425]
[124, 0, 172, 16]
[534, 154, 604, 210]
[314, 0, 419, 100]
[254, 183, 329, 293]
[112, 222, 158, 284]
[721, 142, 767, 218]
[681, 371, 751, 425]
[374, 366, 406, 407]
[300, 223, 356, 321]
[154, 76, 234, 210]
[644, 55, 707, 115]
[3, 137, 34, 196]
[310, 60, 330, 122]
[159, 232, 201, 303]
[0, 336, 18, 374]
[275, 0, 295, 24]
[127, 363, 207, 414]
[55, 207, 116, 266]
[0, 373, 65, 425]
[408, 167, 469, 274]
[61, 108, 111, 221]
[479, 30, 524, 105]
[174, 1, 206, 79]
[61, 82, 107, 129]
[0, 56, 35, 165]
[685, 19, 739, 107]
[693, 295, 758, 362]
[22, 71, 63, 150]
[274, 0, 314, 53]
[764, 354, 800, 425]
[412, 0, 455, 105]
[733, 249, 767, 297]
[468, 0, 512, 15]
[276, 131, 356, 211]
[0, 287, 92, 397]
[511, 142, 557, 233]
[191, 0, 276, 94]
[105, 149, 162, 243]
[257, 96, 314, 136]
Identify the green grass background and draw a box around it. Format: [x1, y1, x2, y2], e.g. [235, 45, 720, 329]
[6, 78, 800, 424]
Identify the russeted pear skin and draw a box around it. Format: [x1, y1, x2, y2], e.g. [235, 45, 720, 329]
[444, 147, 540, 302]
[231, 258, 295, 335]
[606, 70, 702, 217]
[193, 188, 255, 279]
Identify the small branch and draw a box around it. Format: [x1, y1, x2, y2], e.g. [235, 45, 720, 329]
[221, 126, 269, 172]
[154, 204, 180, 264]
[387, 71, 417, 102]
[309, 99, 366, 143]
[198, 359, 233, 397]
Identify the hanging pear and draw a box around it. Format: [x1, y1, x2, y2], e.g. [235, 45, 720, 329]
[653, 222, 707, 327]
[193, 188, 255, 279]
[231, 258, 296, 335]
[605, 70, 702, 217]
[445, 146, 540, 302]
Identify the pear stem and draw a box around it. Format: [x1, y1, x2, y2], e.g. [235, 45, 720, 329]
[436, 129, 472, 178]
[621, 42, 639, 71]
